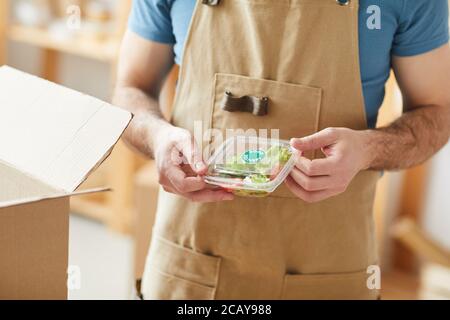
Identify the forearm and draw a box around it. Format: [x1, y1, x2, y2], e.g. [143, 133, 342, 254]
[112, 86, 172, 158]
[364, 104, 450, 170]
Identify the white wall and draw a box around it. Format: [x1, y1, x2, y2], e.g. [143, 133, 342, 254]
[422, 142, 450, 250]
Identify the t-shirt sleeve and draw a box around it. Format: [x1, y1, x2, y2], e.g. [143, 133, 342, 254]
[392, 0, 449, 57]
[128, 0, 175, 44]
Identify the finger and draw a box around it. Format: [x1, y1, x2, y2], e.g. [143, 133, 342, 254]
[185, 189, 234, 203]
[204, 183, 224, 190]
[162, 179, 231, 201]
[179, 136, 208, 175]
[291, 128, 339, 152]
[161, 184, 177, 194]
[285, 176, 338, 203]
[162, 178, 221, 194]
[294, 156, 336, 176]
[166, 166, 206, 193]
[290, 168, 334, 191]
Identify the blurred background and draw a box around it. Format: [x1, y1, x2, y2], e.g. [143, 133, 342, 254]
[0, 0, 449, 300]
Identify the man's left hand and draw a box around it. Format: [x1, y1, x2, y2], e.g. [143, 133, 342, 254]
[285, 127, 373, 203]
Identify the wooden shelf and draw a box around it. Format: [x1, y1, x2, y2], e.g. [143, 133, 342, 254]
[7, 24, 120, 63]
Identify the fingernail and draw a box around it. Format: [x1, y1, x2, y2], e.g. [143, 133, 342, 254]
[195, 162, 207, 171]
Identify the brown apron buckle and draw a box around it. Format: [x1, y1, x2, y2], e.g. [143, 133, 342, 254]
[202, 0, 221, 6]
[221, 91, 269, 116]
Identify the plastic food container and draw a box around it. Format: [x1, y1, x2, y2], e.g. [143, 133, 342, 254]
[204, 136, 296, 197]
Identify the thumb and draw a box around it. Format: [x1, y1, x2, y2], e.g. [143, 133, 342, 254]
[181, 136, 208, 175]
[290, 128, 338, 152]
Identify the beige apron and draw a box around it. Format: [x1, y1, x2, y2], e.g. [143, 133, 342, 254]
[142, 0, 380, 300]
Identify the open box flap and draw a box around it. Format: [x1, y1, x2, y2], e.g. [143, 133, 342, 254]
[0, 66, 132, 193]
[0, 187, 110, 210]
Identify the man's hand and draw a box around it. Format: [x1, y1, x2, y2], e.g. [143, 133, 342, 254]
[285, 128, 372, 203]
[286, 45, 450, 203]
[153, 124, 234, 202]
[113, 32, 233, 203]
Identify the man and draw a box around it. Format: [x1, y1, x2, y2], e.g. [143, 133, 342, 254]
[114, 0, 450, 299]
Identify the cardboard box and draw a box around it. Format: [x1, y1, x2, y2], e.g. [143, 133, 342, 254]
[133, 162, 159, 281]
[0, 66, 132, 299]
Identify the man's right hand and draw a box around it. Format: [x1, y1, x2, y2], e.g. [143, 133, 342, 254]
[114, 32, 233, 202]
[152, 124, 234, 202]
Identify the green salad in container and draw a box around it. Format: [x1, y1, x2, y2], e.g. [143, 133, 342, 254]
[204, 136, 295, 197]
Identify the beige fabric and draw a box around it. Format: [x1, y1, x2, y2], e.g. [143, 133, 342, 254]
[142, 0, 380, 299]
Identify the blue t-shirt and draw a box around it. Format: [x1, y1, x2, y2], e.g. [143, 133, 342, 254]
[129, 0, 449, 128]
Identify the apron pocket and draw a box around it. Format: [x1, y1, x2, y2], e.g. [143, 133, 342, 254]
[281, 270, 379, 300]
[144, 267, 216, 300]
[142, 236, 222, 300]
[210, 73, 322, 148]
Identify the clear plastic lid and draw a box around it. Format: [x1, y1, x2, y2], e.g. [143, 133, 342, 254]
[204, 136, 296, 196]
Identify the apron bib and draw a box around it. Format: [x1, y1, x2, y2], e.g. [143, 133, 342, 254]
[142, 0, 380, 300]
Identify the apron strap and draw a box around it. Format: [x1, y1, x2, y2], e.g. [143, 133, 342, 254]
[220, 91, 269, 116]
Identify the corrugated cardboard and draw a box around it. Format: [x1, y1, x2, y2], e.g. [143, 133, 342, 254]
[0, 66, 132, 299]
[0, 197, 69, 300]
